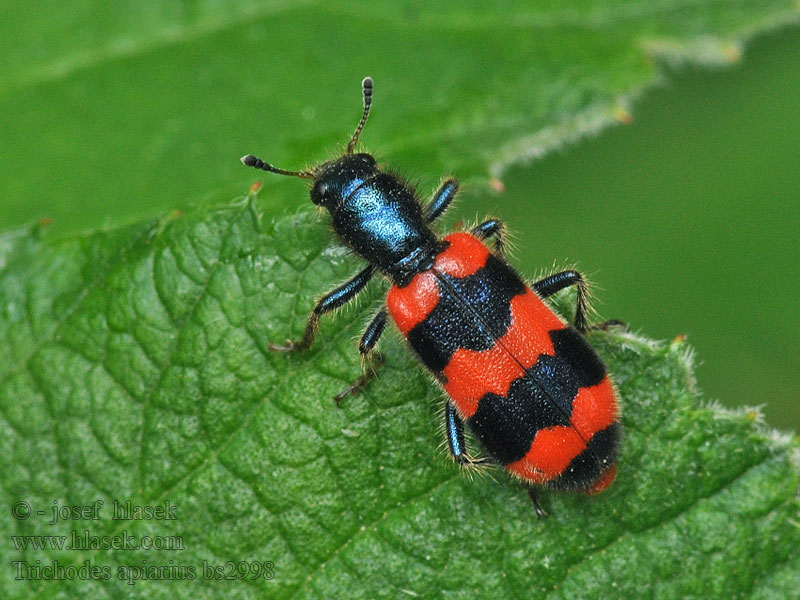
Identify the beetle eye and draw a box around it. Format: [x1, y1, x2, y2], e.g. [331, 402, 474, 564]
[311, 180, 329, 204]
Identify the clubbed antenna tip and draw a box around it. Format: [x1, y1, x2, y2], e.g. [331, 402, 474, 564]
[240, 153, 313, 179]
[347, 76, 374, 154]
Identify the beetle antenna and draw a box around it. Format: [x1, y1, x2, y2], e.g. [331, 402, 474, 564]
[240, 154, 314, 179]
[347, 76, 373, 154]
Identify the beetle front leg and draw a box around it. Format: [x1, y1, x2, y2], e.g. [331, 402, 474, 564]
[270, 264, 376, 352]
[425, 178, 459, 223]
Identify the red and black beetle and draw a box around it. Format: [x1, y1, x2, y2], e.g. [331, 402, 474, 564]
[242, 78, 621, 516]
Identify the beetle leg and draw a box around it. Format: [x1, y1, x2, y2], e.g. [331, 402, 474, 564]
[444, 402, 496, 467]
[526, 488, 549, 519]
[533, 270, 627, 333]
[449, 395, 548, 517]
[334, 352, 386, 406]
[334, 308, 388, 405]
[532, 270, 592, 333]
[445, 402, 470, 465]
[358, 308, 387, 355]
[270, 264, 376, 352]
[425, 178, 459, 223]
[471, 219, 506, 255]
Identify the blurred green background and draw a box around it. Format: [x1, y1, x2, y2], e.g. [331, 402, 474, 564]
[1, 8, 798, 431]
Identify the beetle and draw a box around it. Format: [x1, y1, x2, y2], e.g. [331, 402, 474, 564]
[241, 77, 621, 516]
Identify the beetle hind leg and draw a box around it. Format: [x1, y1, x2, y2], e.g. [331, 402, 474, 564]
[444, 402, 496, 469]
[526, 487, 549, 519]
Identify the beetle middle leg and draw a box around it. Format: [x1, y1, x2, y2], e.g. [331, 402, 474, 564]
[471, 219, 506, 255]
[334, 308, 387, 405]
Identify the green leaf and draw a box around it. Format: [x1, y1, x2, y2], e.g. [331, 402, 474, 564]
[2, 196, 798, 599]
